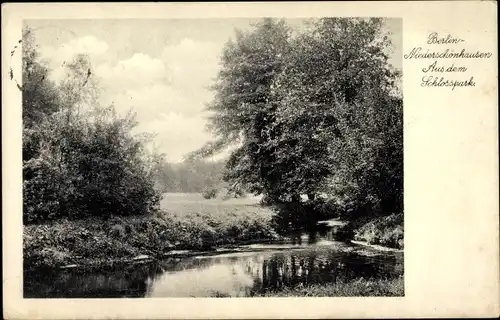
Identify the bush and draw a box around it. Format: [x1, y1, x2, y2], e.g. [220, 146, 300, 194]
[271, 199, 338, 232]
[22, 31, 161, 224]
[23, 107, 161, 223]
[222, 187, 246, 200]
[202, 187, 218, 199]
[354, 213, 404, 249]
[23, 206, 279, 270]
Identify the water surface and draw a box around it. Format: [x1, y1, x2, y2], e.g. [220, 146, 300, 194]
[24, 228, 403, 298]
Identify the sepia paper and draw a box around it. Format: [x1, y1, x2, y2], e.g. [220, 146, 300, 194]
[2, 1, 498, 319]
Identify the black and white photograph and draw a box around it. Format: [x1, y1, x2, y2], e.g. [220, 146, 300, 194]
[20, 17, 404, 298]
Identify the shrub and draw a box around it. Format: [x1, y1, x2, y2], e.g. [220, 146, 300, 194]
[259, 194, 276, 206]
[354, 213, 404, 249]
[110, 224, 126, 239]
[202, 187, 218, 199]
[23, 107, 161, 223]
[302, 198, 340, 222]
[22, 31, 161, 224]
[23, 203, 280, 270]
[222, 187, 246, 200]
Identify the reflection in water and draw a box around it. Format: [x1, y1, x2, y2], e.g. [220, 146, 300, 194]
[25, 241, 403, 298]
[24, 262, 165, 298]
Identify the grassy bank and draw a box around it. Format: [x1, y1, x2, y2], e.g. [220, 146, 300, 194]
[211, 277, 404, 297]
[353, 213, 404, 249]
[259, 277, 404, 297]
[24, 193, 403, 271]
[24, 195, 277, 271]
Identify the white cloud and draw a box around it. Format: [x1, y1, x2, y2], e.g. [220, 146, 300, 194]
[163, 38, 221, 63]
[39, 36, 224, 163]
[96, 53, 170, 91]
[41, 35, 109, 63]
[100, 83, 197, 122]
[40, 36, 109, 82]
[162, 38, 222, 89]
[93, 39, 224, 159]
[134, 112, 212, 162]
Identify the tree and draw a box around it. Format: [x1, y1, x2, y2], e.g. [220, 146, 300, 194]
[22, 31, 161, 223]
[192, 18, 403, 222]
[268, 18, 401, 205]
[287, 18, 403, 218]
[22, 27, 63, 163]
[57, 53, 101, 118]
[21, 27, 61, 128]
[191, 18, 292, 202]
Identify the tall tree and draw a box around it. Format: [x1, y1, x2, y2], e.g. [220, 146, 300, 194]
[192, 18, 402, 219]
[22, 26, 63, 164]
[190, 18, 291, 201]
[21, 27, 61, 128]
[283, 18, 403, 217]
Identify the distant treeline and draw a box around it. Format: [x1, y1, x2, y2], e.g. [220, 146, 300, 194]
[152, 159, 226, 193]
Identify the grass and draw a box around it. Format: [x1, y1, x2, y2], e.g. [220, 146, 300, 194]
[158, 193, 278, 247]
[23, 193, 277, 271]
[23, 193, 403, 271]
[251, 277, 404, 297]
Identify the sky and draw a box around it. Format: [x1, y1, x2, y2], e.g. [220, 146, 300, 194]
[26, 18, 402, 163]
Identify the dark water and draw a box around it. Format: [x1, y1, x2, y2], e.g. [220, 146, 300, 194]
[24, 228, 403, 298]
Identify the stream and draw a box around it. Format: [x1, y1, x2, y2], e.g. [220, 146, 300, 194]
[24, 224, 404, 298]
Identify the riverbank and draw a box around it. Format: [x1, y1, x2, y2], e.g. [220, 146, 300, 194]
[24, 194, 403, 271]
[24, 214, 404, 272]
[213, 277, 404, 297]
[24, 207, 278, 271]
[353, 213, 404, 249]
[252, 277, 404, 297]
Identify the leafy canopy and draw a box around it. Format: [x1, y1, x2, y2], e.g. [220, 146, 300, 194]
[193, 18, 402, 220]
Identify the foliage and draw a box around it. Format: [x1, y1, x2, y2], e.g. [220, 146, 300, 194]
[21, 27, 62, 128]
[189, 18, 292, 203]
[202, 187, 218, 199]
[192, 18, 403, 225]
[22, 27, 161, 223]
[331, 224, 355, 242]
[222, 187, 246, 200]
[272, 18, 402, 212]
[24, 197, 278, 270]
[354, 213, 404, 249]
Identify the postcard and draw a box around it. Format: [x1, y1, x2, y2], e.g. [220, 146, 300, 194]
[2, 1, 498, 319]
